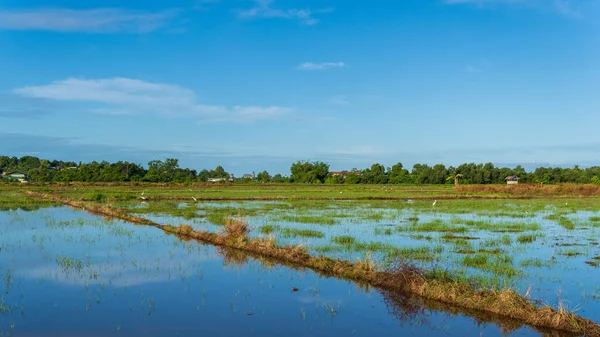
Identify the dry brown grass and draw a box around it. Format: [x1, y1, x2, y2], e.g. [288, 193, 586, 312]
[220, 216, 252, 241]
[25, 190, 600, 336]
[457, 183, 600, 197]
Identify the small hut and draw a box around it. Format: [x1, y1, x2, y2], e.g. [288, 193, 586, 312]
[505, 176, 519, 185]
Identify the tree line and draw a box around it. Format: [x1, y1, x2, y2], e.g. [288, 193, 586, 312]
[2, 155, 600, 185]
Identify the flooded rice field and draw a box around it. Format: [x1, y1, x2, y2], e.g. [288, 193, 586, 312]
[125, 199, 600, 320]
[1, 198, 599, 336]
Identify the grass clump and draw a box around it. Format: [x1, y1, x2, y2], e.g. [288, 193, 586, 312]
[207, 213, 229, 226]
[462, 253, 488, 269]
[276, 214, 337, 225]
[461, 253, 519, 278]
[374, 227, 393, 235]
[220, 216, 251, 241]
[520, 258, 553, 268]
[516, 233, 542, 244]
[332, 235, 356, 245]
[402, 219, 469, 233]
[557, 217, 576, 230]
[87, 192, 106, 202]
[280, 228, 325, 239]
[480, 235, 512, 248]
[177, 224, 194, 236]
[260, 224, 278, 235]
[451, 219, 540, 233]
[558, 249, 583, 257]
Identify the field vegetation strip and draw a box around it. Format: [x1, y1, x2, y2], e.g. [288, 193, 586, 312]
[24, 190, 600, 336]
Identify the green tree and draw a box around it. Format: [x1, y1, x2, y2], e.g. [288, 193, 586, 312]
[290, 161, 329, 184]
[389, 162, 411, 184]
[256, 170, 271, 183]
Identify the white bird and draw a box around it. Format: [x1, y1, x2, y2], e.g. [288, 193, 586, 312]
[432, 200, 437, 207]
[141, 191, 145, 196]
[192, 197, 197, 202]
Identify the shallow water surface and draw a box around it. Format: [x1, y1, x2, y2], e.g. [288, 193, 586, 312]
[0, 207, 548, 336]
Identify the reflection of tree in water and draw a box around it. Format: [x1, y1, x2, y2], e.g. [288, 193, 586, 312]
[0, 205, 46, 212]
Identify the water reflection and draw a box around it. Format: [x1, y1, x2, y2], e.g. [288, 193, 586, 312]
[0, 207, 584, 336]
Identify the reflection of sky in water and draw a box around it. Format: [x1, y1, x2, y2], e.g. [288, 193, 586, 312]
[0, 207, 551, 336]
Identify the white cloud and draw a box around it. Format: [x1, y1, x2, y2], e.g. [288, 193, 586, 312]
[238, 0, 332, 25]
[14, 77, 292, 123]
[296, 62, 346, 71]
[0, 7, 179, 33]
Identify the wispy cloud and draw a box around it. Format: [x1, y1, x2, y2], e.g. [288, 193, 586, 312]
[296, 62, 346, 71]
[0, 94, 59, 119]
[0, 7, 179, 33]
[13, 78, 292, 123]
[238, 0, 332, 25]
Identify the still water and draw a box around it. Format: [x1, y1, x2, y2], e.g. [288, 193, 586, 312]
[0, 207, 556, 336]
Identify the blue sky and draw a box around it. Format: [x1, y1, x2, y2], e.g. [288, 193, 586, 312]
[1, 0, 599, 175]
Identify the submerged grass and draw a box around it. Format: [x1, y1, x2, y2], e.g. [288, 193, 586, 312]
[280, 228, 325, 239]
[400, 219, 469, 233]
[451, 219, 540, 233]
[519, 258, 554, 268]
[461, 253, 520, 278]
[273, 214, 337, 225]
[331, 235, 355, 245]
[516, 233, 543, 244]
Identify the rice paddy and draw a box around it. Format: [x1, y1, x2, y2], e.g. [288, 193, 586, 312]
[2, 184, 600, 335]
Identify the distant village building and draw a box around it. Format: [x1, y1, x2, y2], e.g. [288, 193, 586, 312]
[2, 171, 28, 183]
[242, 171, 256, 180]
[505, 176, 519, 185]
[329, 170, 360, 177]
[207, 177, 228, 183]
